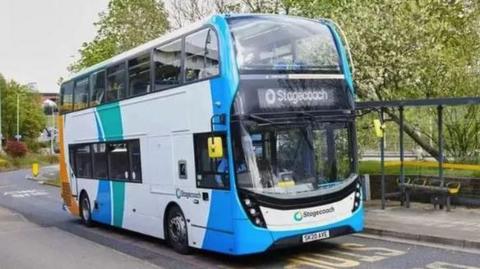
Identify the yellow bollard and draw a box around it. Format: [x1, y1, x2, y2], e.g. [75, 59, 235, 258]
[32, 162, 39, 177]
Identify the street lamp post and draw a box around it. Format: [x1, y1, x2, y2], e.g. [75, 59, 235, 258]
[16, 93, 20, 141]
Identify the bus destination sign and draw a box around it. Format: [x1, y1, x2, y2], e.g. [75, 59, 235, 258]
[258, 87, 337, 109]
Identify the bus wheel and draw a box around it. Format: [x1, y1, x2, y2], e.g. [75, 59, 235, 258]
[167, 206, 190, 254]
[80, 193, 93, 227]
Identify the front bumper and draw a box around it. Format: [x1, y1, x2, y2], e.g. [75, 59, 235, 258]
[231, 205, 364, 255]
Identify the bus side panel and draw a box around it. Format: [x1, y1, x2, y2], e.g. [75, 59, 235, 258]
[196, 16, 241, 254]
[118, 81, 218, 246]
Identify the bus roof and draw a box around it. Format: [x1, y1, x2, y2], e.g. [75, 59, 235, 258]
[64, 14, 330, 84]
[64, 15, 218, 83]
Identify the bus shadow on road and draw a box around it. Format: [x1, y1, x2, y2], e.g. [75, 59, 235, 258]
[71, 219, 351, 267]
[69, 220, 409, 268]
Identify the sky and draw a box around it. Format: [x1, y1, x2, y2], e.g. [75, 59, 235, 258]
[0, 0, 109, 93]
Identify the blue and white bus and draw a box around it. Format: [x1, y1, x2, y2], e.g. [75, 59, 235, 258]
[58, 14, 363, 255]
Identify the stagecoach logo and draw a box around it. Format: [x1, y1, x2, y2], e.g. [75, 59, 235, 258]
[294, 211, 303, 221]
[175, 188, 201, 199]
[259, 88, 332, 109]
[293, 206, 335, 222]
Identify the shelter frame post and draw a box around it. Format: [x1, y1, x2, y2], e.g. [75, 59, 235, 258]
[399, 106, 405, 206]
[380, 107, 386, 210]
[438, 105, 444, 187]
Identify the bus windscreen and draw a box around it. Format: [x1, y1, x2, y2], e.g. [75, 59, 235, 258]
[228, 16, 341, 73]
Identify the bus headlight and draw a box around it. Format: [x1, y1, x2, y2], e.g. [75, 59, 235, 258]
[352, 181, 362, 212]
[240, 194, 266, 228]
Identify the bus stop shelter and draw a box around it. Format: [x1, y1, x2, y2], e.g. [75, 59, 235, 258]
[356, 97, 480, 210]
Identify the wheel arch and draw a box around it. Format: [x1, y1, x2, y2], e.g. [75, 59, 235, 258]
[163, 201, 182, 239]
[79, 189, 88, 203]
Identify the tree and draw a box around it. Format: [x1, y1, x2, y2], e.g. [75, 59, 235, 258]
[166, 0, 242, 28]
[287, 0, 480, 161]
[165, 0, 293, 28]
[70, 0, 170, 72]
[0, 79, 46, 145]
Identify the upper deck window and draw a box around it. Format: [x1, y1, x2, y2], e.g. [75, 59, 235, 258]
[128, 54, 151, 96]
[228, 16, 341, 73]
[73, 77, 89, 110]
[185, 28, 219, 82]
[90, 70, 106, 106]
[106, 63, 127, 102]
[60, 81, 74, 114]
[153, 39, 182, 90]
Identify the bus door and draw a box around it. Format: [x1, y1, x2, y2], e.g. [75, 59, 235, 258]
[192, 132, 233, 232]
[68, 147, 78, 196]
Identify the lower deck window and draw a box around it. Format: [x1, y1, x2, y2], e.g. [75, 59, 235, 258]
[75, 144, 92, 178]
[93, 143, 107, 178]
[69, 139, 142, 182]
[108, 143, 129, 179]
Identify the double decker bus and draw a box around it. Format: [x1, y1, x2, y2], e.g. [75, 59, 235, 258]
[58, 14, 362, 255]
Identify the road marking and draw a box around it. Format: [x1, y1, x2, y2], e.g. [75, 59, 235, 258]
[3, 189, 48, 198]
[425, 262, 480, 269]
[340, 243, 406, 257]
[355, 233, 480, 255]
[285, 243, 406, 268]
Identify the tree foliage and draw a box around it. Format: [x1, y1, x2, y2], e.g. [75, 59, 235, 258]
[0, 74, 46, 144]
[70, 0, 170, 72]
[287, 0, 480, 161]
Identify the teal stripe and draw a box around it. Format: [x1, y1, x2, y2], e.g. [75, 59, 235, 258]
[112, 181, 125, 227]
[95, 101, 125, 227]
[96, 102, 123, 141]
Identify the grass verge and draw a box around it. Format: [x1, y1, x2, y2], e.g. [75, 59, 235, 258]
[360, 160, 480, 178]
[0, 153, 58, 171]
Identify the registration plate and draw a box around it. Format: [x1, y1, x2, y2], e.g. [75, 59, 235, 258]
[302, 230, 330, 243]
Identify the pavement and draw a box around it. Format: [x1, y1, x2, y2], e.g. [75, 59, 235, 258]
[2, 168, 480, 268]
[364, 200, 480, 249]
[0, 206, 161, 269]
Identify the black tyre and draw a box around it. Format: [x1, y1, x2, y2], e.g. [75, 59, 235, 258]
[80, 193, 93, 227]
[167, 206, 190, 254]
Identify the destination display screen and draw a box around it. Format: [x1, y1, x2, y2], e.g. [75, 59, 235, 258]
[232, 78, 352, 115]
[258, 87, 337, 109]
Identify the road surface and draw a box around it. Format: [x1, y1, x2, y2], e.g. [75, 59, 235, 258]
[0, 169, 479, 269]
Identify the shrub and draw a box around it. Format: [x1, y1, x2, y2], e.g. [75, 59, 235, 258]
[26, 139, 48, 153]
[44, 154, 58, 164]
[5, 140, 28, 158]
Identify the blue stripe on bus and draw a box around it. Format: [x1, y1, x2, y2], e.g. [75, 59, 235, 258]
[94, 111, 105, 141]
[325, 23, 355, 94]
[91, 180, 112, 225]
[201, 15, 239, 254]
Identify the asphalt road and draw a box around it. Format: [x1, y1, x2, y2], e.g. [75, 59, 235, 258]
[1, 169, 479, 269]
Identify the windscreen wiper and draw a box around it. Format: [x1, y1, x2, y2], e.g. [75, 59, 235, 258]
[248, 114, 273, 124]
[296, 111, 316, 121]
